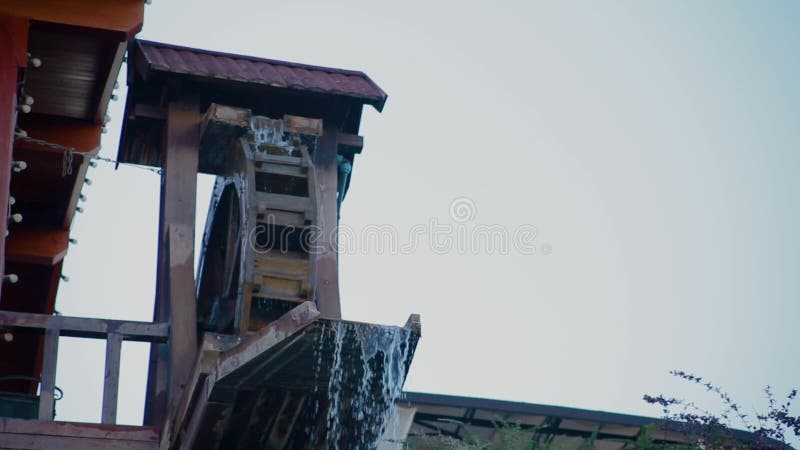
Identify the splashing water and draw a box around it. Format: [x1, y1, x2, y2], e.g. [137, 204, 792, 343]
[310, 321, 412, 449]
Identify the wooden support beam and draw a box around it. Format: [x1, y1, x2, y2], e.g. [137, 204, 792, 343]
[38, 328, 58, 421]
[0, 418, 158, 450]
[146, 100, 201, 427]
[198, 103, 250, 174]
[167, 223, 198, 406]
[0, 310, 169, 341]
[5, 229, 70, 265]
[102, 333, 123, 424]
[0, 21, 21, 304]
[313, 124, 342, 318]
[336, 132, 364, 154]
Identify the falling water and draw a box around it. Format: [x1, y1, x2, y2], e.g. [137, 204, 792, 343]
[308, 321, 413, 449]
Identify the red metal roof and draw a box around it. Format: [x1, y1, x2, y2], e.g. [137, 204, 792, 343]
[136, 40, 387, 111]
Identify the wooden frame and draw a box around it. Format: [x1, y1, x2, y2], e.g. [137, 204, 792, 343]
[0, 310, 168, 424]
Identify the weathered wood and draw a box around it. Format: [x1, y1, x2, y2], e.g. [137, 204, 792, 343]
[256, 192, 311, 213]
[130, 103, 167, 121]
[147, 100, 201, 427]
[266, 392, 306, 448]
[95, 42, 127, 124]
[160, 333, 239, 450]
[314, 124, 341, 318]
[198, 103, 251, 174]
[0, 311, 169, 341]
[255, 161, 307, 178]
[102, 333, 123, 424]
[38, 328, 59, 421]
[0, 418, 158, 450]
[255, 153, 304, 166]
[336, 132, 364, 154]
[283, 115, 322, 136]
[211, 301, 320, 385]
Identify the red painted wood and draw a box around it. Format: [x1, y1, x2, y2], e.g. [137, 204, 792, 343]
[0, 21, 19, 304]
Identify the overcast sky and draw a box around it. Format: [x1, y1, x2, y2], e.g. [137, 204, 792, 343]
[53, 0, 798, 441]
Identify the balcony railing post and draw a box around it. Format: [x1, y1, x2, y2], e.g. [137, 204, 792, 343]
[101, 332, 123, 424]
[38, 327, 59, 420]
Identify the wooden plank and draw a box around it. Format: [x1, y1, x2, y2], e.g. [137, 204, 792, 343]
[95, 41, 127, 125]
[256, 192, 310, 213]
[102, 333, 123, 424]
[168, 223, 198, 409]
[0, 418, 158, 441]
[38, 328, 59, 421]
[314, 124, 342, 318]
[198, 103, 251, 174]
[254, 252, 310, 278]
[283, 115, 322, 136]
[256, 209, 307, 227]
[266, 392, 306, 448]
[336, 132, 364, 154]
[146, 100, 201, 427]
[0, 34, 17, 303]
[255, 153, 304, 166]
[257, 276, 303, 299]
[163, 101, 200, 415]
[130, 103, 166, 121]
[5, 229, 70, 265]
[0, 434, 156, 450]
[255, 161, 307, 178]
[211, 301, 320, 384]
[0, 311, 169, 341]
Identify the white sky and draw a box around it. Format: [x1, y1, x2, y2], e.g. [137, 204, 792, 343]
[53, 0, 799, 442]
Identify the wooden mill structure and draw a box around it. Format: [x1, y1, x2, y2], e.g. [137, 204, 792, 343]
[0, 4, 419, 449]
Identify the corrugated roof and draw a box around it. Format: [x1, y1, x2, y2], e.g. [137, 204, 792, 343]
[135, 40, 387, 111]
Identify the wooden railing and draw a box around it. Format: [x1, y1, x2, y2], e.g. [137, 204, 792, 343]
[0, 311, 168, 424]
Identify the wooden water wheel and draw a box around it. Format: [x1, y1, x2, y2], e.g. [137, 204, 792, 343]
[196, 113, 322, 334]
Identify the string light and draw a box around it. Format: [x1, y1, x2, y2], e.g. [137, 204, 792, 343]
[75, 206, 84, 213]
[84, 178, 92, 186]
[60, 274, 70, 282]
[3, 274, 18, 283]
[2, 330, 12, 343]
[10, 213, 22, 223]
[12, 161, 27, 172]
[68, 238, 77, 244]
[27, 53, 42, 68]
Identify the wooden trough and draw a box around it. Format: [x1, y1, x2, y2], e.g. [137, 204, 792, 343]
[162, 302, 421, 450]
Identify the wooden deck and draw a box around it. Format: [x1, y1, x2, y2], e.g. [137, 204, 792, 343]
[0, 419, 158, 450]
[162, 302, 421, 450]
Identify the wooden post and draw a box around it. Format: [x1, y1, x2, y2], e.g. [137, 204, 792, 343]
[37, 328, 58, 420]
[145, 101, 200, 426]
[313, 124, 341, 318]
[101, 333, 122, 424]
[0, 20, 21, 303]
